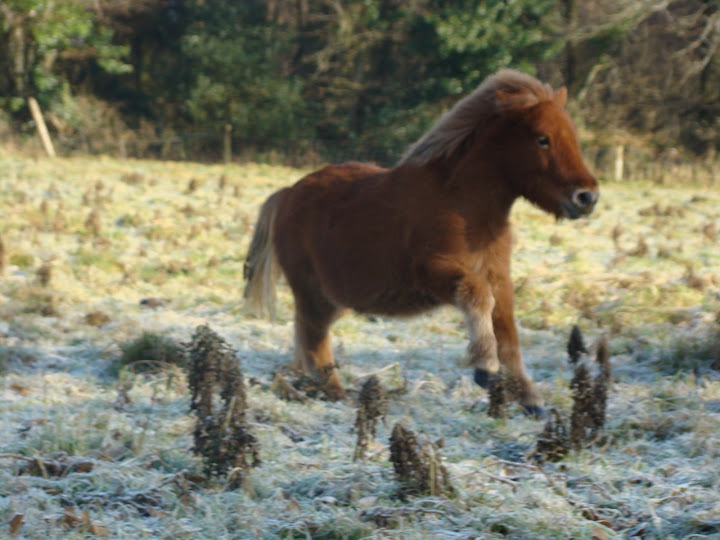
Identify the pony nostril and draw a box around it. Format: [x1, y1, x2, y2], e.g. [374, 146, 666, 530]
[572, 189, 596, 209]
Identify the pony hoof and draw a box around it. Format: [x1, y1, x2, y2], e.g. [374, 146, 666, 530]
[473, 368, 496, 389]
[522, 405, 546, 419]
[323, 385, 346, 401]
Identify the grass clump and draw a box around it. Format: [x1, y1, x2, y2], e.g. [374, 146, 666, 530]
[117, 332, 186, 373]
[655, 324, 720, 374]
[9, 252, 34, 268]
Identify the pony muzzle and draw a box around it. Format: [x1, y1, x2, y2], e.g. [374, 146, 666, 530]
[562, 188, 599, 219]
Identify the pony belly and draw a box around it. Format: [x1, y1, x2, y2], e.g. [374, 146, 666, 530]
[345, 286, 440, 316]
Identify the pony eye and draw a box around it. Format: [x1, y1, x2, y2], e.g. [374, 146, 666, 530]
[537, 135, 550, 148]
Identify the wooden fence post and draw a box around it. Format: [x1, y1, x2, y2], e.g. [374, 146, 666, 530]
[28, 97, 56, 158]
[28, 97, 55, 157]
[223, 124, 232, 164]
[614, 144, 624, 181]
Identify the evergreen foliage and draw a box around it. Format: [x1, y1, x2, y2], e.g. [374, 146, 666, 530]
[1, 1, 718, 161]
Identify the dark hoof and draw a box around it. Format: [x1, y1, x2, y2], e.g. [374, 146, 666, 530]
[473, 368, 495, 389]
[522, 405, 546, 419]
[323, 385, 346, 402]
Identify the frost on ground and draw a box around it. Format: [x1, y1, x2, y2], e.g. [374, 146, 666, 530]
[0, 155, 719, 539]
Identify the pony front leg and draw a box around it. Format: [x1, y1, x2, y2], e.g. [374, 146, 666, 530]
[491, 278, 545, 418]
[455, 280, 500, 385]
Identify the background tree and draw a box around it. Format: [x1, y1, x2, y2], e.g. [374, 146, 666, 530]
[1, 0, 719, 164]
[0, 0, 129, 117]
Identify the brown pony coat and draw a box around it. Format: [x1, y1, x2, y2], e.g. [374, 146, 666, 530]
[244, 69, 598, 414]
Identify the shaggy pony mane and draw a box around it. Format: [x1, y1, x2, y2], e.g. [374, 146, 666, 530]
[400, 69, 557, 165]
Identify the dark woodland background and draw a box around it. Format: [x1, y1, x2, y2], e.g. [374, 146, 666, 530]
[1, 0, 718, 167]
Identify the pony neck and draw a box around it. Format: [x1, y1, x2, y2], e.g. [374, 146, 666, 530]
[431, 154, 518, 236]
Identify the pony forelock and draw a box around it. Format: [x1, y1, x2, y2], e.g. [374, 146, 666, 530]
[399, 69, 557, 166]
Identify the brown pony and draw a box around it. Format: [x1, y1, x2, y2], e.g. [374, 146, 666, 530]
[244, 69, 598, 417]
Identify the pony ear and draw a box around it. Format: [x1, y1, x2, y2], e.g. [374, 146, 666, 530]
[554, 87, 568, 106]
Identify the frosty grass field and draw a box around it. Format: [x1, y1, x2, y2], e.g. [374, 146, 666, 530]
[0, 154, 719, 539]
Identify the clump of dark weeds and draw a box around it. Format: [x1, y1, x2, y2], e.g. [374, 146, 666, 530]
[53, 203, 66, 233]
[533, 332, 611, 461]
[36, 261, 52, 287]
[85, 208, 101, 237]
[611, 223, 623, 249]
[120, 172, 145, 186]
[39, 298, 58, 317]
[701, 221, 716, 241]
[353, 376, 388, 461]
[570, 363, 594, 449]
[186, 178, 199, 194]
[567, 325, 588, 365]
[487, 373, 507, 419]
[487, 370, 519, 419]
[531, 408, 570, 463]
[570, 342, 610, 449]
[162, 259, 194, 276]
[188, 325, 259, 488]
[596, 335, 611, 382]
[627, 237, 649, 257]
[684, 265, 707, 290]
[389, 423, 453, 498]
[84, 311, 110, 327]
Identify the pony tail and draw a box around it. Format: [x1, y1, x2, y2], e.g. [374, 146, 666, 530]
[243, 189, 286, 320]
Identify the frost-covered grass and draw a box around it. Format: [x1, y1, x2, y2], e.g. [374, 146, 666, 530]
[0, 154, 719, 539]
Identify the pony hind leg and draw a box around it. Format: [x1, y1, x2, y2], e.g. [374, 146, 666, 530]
[291, 288, 345, 400]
